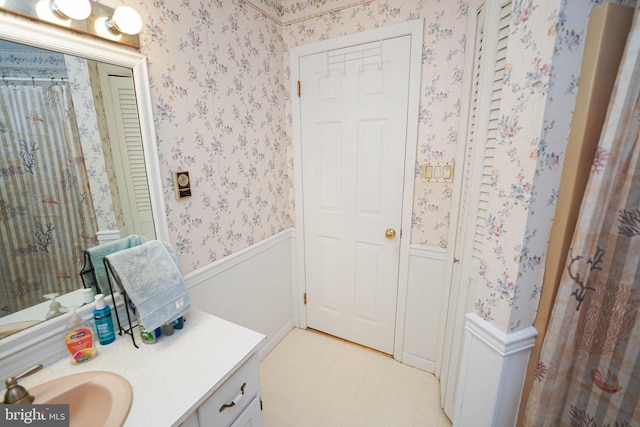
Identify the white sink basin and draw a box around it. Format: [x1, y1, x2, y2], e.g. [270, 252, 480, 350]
[31, 371, 132, 427]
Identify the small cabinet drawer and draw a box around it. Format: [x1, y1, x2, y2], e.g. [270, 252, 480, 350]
[197, 354, 261, 427]
[230, 396, 263, 427]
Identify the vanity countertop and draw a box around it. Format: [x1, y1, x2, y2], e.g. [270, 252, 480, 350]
[21, 309, 266, 427]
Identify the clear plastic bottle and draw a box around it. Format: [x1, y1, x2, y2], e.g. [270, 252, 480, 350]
[93, 294, 116, 345]
[64, 306, 97, 364]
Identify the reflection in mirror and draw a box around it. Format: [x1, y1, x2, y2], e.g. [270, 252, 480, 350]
[0, 40, 155, 337]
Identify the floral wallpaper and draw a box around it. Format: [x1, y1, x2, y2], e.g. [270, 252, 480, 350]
[102, 0, 293, 271]
[19, 0, 627, 334]
[103, 0, 467, 274]
[472, 0, 636, 332]
[4, 7, 640, 422]
[279, 0, 468, 249]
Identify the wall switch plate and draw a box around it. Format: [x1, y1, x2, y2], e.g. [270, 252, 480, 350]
[421, 162, 454, 183]
[173, 171, 192, 199]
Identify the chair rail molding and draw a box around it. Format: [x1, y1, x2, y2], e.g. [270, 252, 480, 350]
[455, 313, 538, 427]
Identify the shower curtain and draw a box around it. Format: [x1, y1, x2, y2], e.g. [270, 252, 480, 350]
[524, 5, 640, 426]
[0, 83, 98, 317]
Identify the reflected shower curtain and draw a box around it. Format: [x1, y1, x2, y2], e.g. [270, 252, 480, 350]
[524, 5, 640, 426]
[0, 83, 98, 317]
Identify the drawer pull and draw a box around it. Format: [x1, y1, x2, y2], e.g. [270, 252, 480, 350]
[219, 382, 246, 413]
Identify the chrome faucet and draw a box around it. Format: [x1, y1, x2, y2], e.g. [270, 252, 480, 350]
[4, 364, 43, 404]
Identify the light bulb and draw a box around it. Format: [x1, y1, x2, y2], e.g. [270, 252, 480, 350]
[36, 0, 70, 26]
[106, 6, 142, 35]
[94, 16, 122, 41]
[50, 0, 91, 21]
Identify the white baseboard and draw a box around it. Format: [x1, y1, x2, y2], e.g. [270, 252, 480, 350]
[402, 352, 436, 373]
[258, 319, 295, 361]
[455, 313, 538, 427]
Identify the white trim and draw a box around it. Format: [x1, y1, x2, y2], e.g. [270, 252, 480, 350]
[455, 313, 537, 427]
[409, 244, 447, 259]
[258, 319, 295, 361]
[290, 19, 424, 359]
[0, 13, 169, 243]
[402, 352, 436, 373]
[96, 228, 126, 244]
[290, 229, 302, 328]
[401, 245, 447, 373]
[183, 229, 292, 288]
[464, 312, 537, 356]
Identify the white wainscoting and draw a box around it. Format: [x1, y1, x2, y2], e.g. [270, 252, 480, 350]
[401, 245, 447, 373]
[185, 231, 449, 370]
[96, 228, 126, 244]
[184, 229, 295, 360]
[454, 313, 538, 427]
[0, 230, 450, 382]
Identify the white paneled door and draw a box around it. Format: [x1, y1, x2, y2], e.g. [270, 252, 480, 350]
[299, 36, 411, 354]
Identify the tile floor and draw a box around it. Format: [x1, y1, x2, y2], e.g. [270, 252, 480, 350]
[259, 328, 453, 427]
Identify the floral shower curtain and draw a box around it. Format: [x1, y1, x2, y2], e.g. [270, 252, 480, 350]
[524, 5, 640, 426]
[0, 83, 98, 317]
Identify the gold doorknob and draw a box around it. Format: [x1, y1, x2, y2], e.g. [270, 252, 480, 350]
[385, 228, 396, 239]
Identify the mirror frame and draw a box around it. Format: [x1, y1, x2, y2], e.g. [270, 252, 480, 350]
[0, 13, 169, 377]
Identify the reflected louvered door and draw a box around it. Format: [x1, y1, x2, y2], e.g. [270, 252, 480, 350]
[99, 63, 155, 240]
[441, 0, 511, 419]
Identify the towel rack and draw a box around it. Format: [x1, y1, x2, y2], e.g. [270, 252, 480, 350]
[103, 258, 139, 348]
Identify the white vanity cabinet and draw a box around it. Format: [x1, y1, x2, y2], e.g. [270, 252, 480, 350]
[181, 353, 263, 427]
[19, 310, 266, 427]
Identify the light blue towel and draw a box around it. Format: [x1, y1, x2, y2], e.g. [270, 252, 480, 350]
[105, 240, 191, 332]
[85, 235, 147, 294]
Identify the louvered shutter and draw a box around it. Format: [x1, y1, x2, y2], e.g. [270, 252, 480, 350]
[98, 62, 156, 241]
[441, 0, 512, 419]
[457, 5, 486, 263]
[114, 84, 152, 217]
[472, 2, 511, 263]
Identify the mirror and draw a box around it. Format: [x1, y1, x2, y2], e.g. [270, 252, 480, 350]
[0, 15, 168, 340]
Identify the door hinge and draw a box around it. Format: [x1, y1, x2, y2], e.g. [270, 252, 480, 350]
[297, 80, 301, 97]
[303, 292, 307, 305]
[260, 398, 263, 411]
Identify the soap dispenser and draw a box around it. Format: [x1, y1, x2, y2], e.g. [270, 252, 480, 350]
[44, 293, 66, 320]
[64, 306, 98, 364]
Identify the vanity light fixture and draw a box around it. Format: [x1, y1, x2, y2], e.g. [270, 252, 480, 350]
[105, 6, 142, 36]
[50, 0, 91, 21]
[0, 0, 142, 48]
